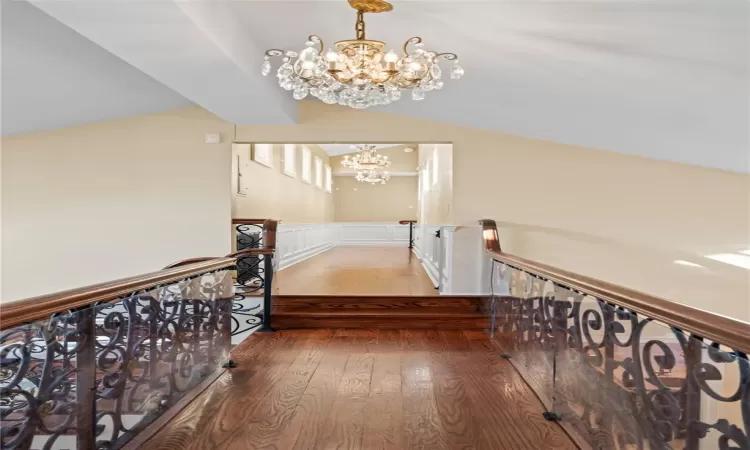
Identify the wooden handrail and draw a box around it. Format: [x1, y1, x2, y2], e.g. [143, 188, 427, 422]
[479, 219, 750, 354]
[226, 248, 275, 258]
[232, 218, 274, 225]
[0, 258, 237, 330]
[398, 220, 417, 224]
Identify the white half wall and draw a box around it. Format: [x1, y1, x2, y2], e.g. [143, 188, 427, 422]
[274, 222, 413, 270]
[440, 226, 492, 296]
[276, 223, 337, 271]
[413, 223, 441, 288]
[412, 224, 490, 295]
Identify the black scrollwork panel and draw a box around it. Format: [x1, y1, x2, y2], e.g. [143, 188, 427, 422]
[490, 260, 750, 450]
[232, 224, 270, 342]
[0, 310, 89, 450]
[0, 268, 234, 450]
[92, 269, 233, 448]
[235, 224, 264, 288]
[233, 224, 268, 338]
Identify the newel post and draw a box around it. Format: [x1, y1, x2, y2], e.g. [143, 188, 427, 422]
[258, 254, 275, 332]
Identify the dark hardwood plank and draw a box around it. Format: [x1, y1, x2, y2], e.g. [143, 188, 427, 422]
[138, 331, 301, 450]
[362, 330, 404, 450]
[316, 329, 378, 450]
[425, 330, 492, 449]
[225, 330, 336, 449]
[400, 330, 450, 450]
[141, 329, 577, 450]
[458, 330, 577, 450]
[284, 329, 360, 450]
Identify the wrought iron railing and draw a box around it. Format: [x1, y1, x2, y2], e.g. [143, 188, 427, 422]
[1, 219, 278, 449]
[0, 259, 236, 450]
[399, 220, 416, 249]
[479, 219, 749, 450]
[230, 219, 277, 337]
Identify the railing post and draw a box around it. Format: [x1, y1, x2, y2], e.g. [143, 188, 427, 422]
[258, 254, 275, 332]
[75, 308, 96, 450]
[408, 222, 414, 249]
[682, 336, 703, 450]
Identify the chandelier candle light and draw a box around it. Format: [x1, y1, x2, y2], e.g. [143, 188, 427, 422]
[260, 0, 464, 109]
[342, 144, 391, 184]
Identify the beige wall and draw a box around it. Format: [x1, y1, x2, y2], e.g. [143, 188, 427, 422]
[237, 101, 750, 321]
[333, 176, 418, 222]
[1, 107, 233, 302]
[232, 143, 333, 223]
[330, 144, 418, 174]
[4, 100, 747, 321]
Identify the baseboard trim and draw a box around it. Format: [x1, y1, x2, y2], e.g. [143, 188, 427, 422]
[278, 243, 335, 271]
[337, 241, 410, 247]
[421, 259, 440, 289]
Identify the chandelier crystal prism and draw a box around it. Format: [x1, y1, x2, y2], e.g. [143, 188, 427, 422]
[260, 0, 464, 110]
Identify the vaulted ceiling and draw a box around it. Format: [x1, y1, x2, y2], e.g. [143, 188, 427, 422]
[3, 0, 748, 173]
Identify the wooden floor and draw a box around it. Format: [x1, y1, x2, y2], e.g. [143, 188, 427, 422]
[140, 329, 576, 450]
[274, 247, 438, 296]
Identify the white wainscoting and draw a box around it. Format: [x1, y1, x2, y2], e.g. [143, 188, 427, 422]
[276, 224, 337, 270]
[275, 222, 414, 270]
[335, 222, 411, 247]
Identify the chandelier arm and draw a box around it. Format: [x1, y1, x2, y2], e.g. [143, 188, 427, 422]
[402, 37, 422, 56]
[328, 71, 355, 84]
[372, 71, 398, 85]
[308, 35, 324, 54]
[434, 52, 458, 62]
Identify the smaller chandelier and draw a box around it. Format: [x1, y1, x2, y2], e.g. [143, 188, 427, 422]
[260, 0, 464, 110]
[341, 144, 391, 171]
[356, 169, 390, 185]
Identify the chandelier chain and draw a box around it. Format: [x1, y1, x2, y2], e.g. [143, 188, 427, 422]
[355, 10, 366, 40]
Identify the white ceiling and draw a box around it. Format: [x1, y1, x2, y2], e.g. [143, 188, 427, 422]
[1, 0, 194, 137]
[8, 0, 750, 173]
[318, 143, 405, 156]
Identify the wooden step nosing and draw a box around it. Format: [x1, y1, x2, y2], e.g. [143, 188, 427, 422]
[272, 311, 487, 318]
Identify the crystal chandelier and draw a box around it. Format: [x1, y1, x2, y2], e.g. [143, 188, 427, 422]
[341, 144, 391, 171]
[342, 144, 391, 184]
[356, 169, 390, 185]
[260, 0, 464, 110]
